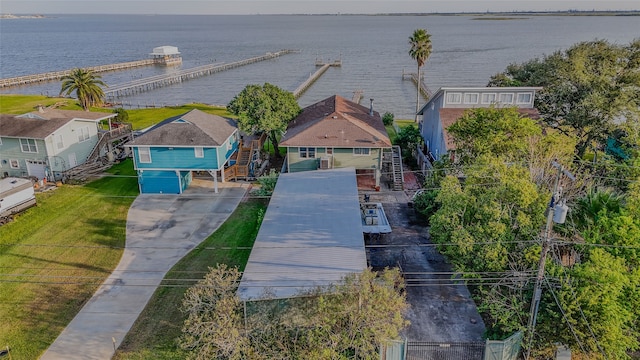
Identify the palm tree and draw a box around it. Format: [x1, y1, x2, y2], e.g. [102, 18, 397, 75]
[408, 29, 432, 122]
[59, 68, 107, 110]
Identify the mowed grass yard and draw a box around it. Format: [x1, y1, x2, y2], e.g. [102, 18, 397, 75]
[0, 94, 232, 130]
[0, 160, 138, 360]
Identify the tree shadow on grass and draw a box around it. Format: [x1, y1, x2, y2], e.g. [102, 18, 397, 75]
[82, 217, 128, 248]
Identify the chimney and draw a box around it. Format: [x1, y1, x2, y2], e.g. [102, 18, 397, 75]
[369, 98, 374, 116]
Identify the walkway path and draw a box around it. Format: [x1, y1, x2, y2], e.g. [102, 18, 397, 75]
[41, 181, 249, 360]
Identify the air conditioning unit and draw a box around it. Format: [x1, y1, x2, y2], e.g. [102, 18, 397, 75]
[319, 157, 332, 170]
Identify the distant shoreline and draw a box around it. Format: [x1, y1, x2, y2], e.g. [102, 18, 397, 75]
[0, 10, 639, 17]
[0, 14, 46, 19]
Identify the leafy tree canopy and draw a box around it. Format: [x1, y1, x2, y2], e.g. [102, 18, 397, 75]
[447, 106, 541, 165]
[395, 125, 422, 162]
[227, 83, 301, 157]
[180, 265, 409, 360]
[489, 39, 640, 158]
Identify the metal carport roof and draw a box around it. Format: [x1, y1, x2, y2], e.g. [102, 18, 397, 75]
[237, 167, 367, 300]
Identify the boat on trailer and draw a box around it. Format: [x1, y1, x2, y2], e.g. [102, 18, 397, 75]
[360, 202, 391, 234]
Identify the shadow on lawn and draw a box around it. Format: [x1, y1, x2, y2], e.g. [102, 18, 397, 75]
[82, 217, 128, 248]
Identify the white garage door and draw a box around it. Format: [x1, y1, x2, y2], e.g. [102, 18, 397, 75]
[26, 160, 47, 180]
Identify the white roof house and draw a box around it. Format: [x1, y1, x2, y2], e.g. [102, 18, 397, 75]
[149, 46, 180, 56]
[237, 167, 368, 300]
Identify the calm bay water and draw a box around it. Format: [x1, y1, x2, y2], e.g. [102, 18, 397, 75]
[1, 14, 638, 119]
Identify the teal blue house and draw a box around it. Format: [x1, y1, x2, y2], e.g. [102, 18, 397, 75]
[127, 109, 239, 194]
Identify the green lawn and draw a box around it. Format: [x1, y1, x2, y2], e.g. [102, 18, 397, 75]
[0, 94, 233, 131]
[115, 199, 267, 360]
[0, 94, 87, 114]
[125, 104, 232, 130]
[387, 119, 416, 144]
[0, 160, 138, 360]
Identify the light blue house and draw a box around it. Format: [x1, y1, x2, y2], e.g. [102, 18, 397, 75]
[126, 109, 239, 194]
[416, 87, 541, 169]
[0, 109, 117, 181]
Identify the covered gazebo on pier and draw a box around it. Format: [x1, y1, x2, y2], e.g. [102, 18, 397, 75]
[149, 46, 182, 66]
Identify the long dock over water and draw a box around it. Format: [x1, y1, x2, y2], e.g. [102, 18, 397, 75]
[402, 70, 433, 100]
[106, 50, 295, 99]
[0, 59, 158, 88]
[293, 59, 341, 99]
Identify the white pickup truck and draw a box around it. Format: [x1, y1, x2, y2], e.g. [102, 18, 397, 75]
[0, 177, 36, 225]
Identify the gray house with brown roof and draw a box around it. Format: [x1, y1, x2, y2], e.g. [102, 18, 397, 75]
[126, 109, 239, 194]
[280, 95, 391, 189]
[0, 109, 116, 180]
[416, 87, 541, 168]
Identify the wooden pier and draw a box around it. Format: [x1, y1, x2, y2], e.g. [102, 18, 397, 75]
[0, 59, 157, 88]
[352, 89, 364, 104]
[106, 50, 295, 99]
[293, 59, 341, 99]
[402, 70, 433, 100]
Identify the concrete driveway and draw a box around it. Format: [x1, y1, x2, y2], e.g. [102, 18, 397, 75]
[41, 181, 249, 360]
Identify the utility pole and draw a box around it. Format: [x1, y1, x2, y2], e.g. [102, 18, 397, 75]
[525, 161, 575, 360]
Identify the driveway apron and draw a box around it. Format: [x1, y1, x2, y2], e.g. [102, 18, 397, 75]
[41, 183, 248, 360]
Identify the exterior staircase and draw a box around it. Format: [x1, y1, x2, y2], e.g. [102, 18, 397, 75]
[224, 133, 267, 181]
[63, 124, 134, 182]
[382, 146, 404, 191]
[86, 124, 134, 163]
[391, 145, 404, 191]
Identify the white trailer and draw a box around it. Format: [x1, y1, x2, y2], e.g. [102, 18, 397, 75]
[0, 177, 36, 224]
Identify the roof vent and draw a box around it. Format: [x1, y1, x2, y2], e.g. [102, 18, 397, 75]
[369, 98, 374, 116]
[332, 115, 338, 119]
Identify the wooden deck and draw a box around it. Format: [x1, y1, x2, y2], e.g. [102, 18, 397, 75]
[293, 59, 342, 99]
[0, 59, 157, 88]
[106, 50, 295, 99]
[402, 70, 433, 100]
[224, 133, 267, 181]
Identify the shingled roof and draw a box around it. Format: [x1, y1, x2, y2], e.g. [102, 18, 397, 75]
[280, 95, 391, 148]
[19, 109, 115, 121]
[440, 107, 541, 151]
[0, 114, 73, 139]
[128, 109, 237, 147]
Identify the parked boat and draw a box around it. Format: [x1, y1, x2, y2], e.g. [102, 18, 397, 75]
[361, 202, 391, 234]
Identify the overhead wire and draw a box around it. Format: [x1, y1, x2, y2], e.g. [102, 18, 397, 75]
[549, 245, 608, 358]
[543, 276, 588, 355]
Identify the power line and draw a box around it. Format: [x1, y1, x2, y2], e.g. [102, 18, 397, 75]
[0, 240, 540, 250]
[543, 276, 589, 356]
[3, 239, 638, 251]
[549, 246, 607, 359]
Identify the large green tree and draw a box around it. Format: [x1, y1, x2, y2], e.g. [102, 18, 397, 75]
[489, 39, 640, 158]
[447, 106, 541, 165]
[59, 68, 106, 110]
[227, 83, 301, 157]
[180, 265, 408, 359]
[426, 104, 640, 357]
[408, 28, 432, 122]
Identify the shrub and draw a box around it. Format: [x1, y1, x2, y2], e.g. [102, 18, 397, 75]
[382, 112, 394, 126]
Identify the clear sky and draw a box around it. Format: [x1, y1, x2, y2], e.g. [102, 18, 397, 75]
[1, 0, 639, 15]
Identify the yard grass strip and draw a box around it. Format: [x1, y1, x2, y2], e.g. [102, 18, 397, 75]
[114, 199, 267, 359]
[0, 159, 138, 360]
[0, 94, 233, 131]
[387, 119, 416, 144]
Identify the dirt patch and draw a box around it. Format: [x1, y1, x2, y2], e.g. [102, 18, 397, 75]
[364, 190, 486, 342]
